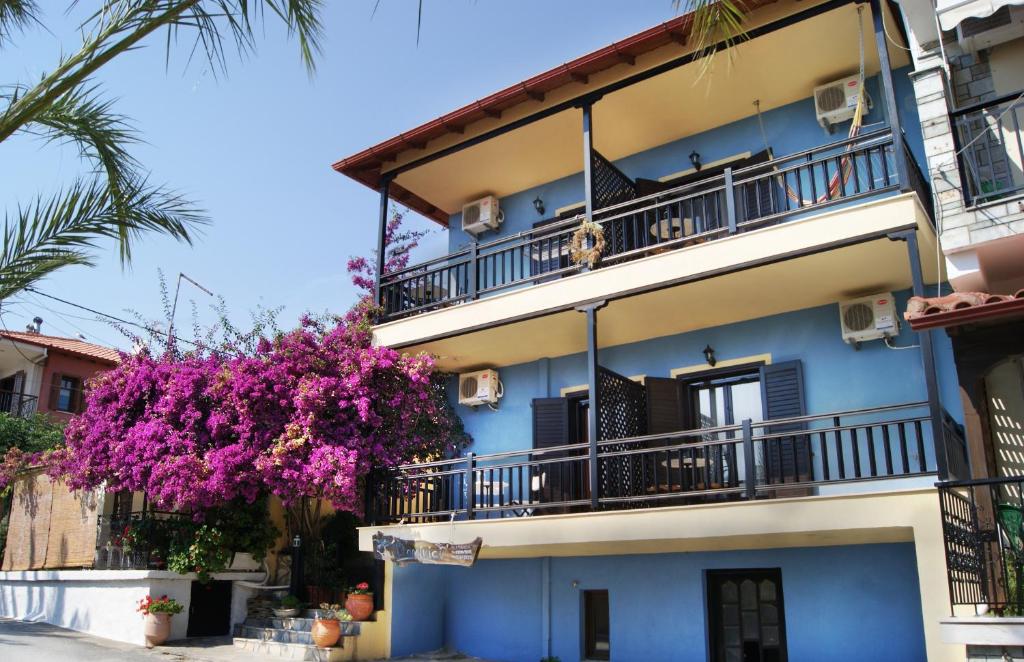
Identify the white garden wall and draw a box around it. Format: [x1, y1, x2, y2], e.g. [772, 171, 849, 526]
[0, 570, 263, 646]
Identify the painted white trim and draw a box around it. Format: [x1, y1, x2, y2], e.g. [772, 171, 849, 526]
[940, 616, 1024, 646]
[670, 354, 772, 378]
[555, 201, 585, 216]
[657, 151, 753, 183]
[560, 375, 645, 397]
[0, 569, 265, 582]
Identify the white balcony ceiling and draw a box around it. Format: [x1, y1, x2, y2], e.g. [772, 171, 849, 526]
[393, 2, 910, 217]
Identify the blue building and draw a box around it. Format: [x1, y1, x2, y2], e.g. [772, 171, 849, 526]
[333, 1, 971, 660]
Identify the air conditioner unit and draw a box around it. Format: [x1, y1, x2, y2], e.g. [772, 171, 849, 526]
[957, 5, 1024, 52]
[458, 369, 502, 406]
[813, 75, 871, 132]
[839, 293, 898, 345]
[461, 195, 503, 236]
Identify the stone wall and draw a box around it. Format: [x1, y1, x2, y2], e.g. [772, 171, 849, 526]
[909, 38, 1024, 252]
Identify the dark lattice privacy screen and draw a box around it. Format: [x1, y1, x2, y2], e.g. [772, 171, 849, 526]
[597, 367, 647, 500]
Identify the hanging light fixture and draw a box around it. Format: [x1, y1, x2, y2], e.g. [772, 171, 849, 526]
[533, 196, 546, 216]
[689, 150, 702, 171]
[702, 344, 717, 367]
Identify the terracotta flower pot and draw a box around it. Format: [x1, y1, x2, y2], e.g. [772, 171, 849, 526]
[345, 593, 374, 621]
[144, 612, 171, 648]
[311, 618, 341, 648]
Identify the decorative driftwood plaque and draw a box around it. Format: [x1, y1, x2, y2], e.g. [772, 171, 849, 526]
[372, 532, 482, 567]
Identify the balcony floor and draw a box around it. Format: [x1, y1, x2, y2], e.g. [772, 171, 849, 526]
[375, 192, 939, 371]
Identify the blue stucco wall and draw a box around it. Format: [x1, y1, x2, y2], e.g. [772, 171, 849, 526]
[447, 67, 925, 254]
[390, 563, 447, 657]
[452, 290, 963, 460]
[392, 543, 926, 662]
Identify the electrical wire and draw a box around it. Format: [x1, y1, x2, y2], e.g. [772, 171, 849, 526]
[880, 3, 912, 52]
[21, 292, 121, 348]
[24, 287, 201, 350]
[0, 313, 49, 364]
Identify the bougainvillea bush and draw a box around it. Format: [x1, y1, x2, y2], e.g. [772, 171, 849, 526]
[56, 299, 467, 515]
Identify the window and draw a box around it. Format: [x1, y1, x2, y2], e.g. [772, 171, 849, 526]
[52, 374, 82, 413]
[707, 569, 787, 662]
[680, 367, 764, 432]
[583, 589, 610, 660]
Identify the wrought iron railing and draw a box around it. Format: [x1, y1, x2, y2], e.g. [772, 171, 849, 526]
[377, 129, 913, 321]
[367, 402, 946, 524]
[939, 476, 1024, 614]
[0, 390, 38, 418]
[952, 91, 1024, 206]
[94, 510, 185, 570]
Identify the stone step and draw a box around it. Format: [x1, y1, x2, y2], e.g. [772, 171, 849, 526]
[245, 617, 315, 631]
[242, 618, 362, 637]
[232, 637, 346, 661]
[236, 625, 314, 645]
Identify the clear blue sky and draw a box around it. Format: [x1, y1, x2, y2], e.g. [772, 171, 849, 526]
[2, 1, 680, 349]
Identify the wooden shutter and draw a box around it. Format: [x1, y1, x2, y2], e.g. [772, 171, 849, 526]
[70, 376, 83, 413]
[532, 397, 569, 448]
[532, 398, 571, 506]
[47, 373, 61, 410]
[760, 361, 810, 482]
[645, 377, 685, 434]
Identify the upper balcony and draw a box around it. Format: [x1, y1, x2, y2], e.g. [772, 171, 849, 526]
[334, 0, 935, 366]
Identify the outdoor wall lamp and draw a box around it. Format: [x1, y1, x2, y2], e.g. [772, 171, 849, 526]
[533, 196, 546, 216]
[689, 150, 702, 171]
[703, 345, 717, 367]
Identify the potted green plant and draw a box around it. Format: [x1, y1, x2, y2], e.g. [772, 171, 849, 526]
[137, 594, 184, 648]
[273, 594, 304, 618]
[311, 602, 351, 648]
[344, 582, 374, 621]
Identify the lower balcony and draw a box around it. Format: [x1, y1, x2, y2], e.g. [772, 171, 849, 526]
[938, 475, 1024, 647]
[367, 401, 965, 525]
[0, 390, 38, 418]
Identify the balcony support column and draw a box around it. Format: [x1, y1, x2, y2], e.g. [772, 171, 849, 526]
[889, 229, 951, 479]
[374, 175, 392, 309]
[581, 101, 595, 226]
[869, 0, 910, 191]
[577, 300, 606, 510]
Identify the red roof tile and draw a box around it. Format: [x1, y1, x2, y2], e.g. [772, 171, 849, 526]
[0, 331, 121, 364]
[904, 290, 1024, 330]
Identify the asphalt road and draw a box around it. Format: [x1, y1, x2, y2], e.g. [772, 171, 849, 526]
[0, 618, 167, 661]
[0, 618, 493, 662]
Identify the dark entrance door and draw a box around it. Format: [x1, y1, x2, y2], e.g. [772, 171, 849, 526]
[707, 569, 788, 662]
[186, 580, 233, 637]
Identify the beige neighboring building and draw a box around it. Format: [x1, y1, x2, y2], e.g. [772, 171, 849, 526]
[900, 1, 1024, 660]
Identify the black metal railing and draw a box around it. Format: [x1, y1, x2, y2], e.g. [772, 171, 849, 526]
[952, 91, 1024, 206]
[939, 476, 1024, 614]
[367, 401, 942, 524]
[94, 510, 185, 570]
[0, 390, 38, 418]
[378, 129, 910, 321]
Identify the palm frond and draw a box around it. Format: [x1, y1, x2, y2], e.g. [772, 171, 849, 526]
[0, 177, 206, 300]
[0, 0, 39, 46]
[673, 0, 750, 80]
[16, 82, 206, 264]
[1, 1, 324, 145]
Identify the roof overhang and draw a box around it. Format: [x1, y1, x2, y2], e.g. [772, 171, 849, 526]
[332, 0, 907, 226]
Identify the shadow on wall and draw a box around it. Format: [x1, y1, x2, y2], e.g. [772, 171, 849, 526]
[1, 581, 92, 636]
